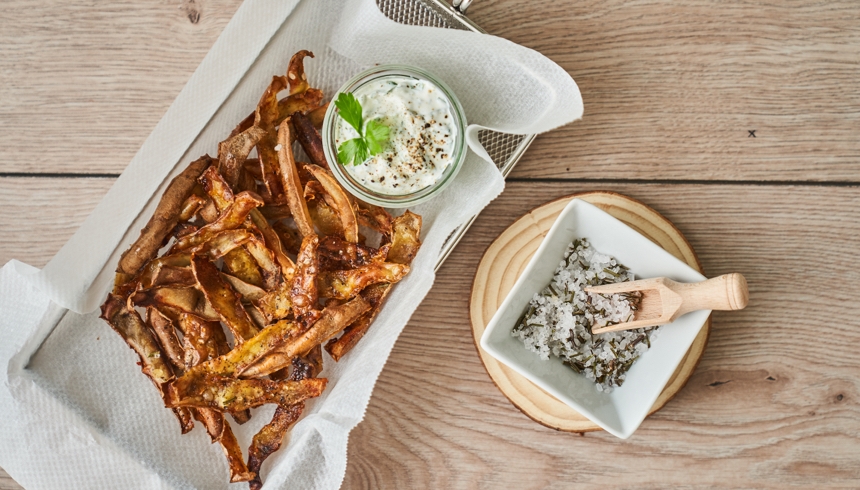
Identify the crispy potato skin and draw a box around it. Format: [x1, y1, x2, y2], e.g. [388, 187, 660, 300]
[292, 112, 329, 170]
[247, 346, 323, 489]
[219, 422, 255, 482]
[325, 211, 421, 360]
[191, 255, 260, 343]
[307, 102, 329, 130]
[168, 375, 327, 412]
[241, 296, 369, 378]
[277, 120, 315, 237]
[219, 126, 267, 189]
[222, 247, 265, 288]
[173, 319, 302, 388]
[305, 164, 358, 242]
[101, 50, 421, 488]
[100, 295, 174, 393]
[325, 283, 391, 362]
[387, 211, 422, 265]
[287, 50, 314, 96]
[290, 234, 321, 325]
[147, 307, 186, 369]
[117, 155, 211, 276]
[132, 286, 220, 321]
[317, 263, 409, 301]
[173, 191, 263, 251]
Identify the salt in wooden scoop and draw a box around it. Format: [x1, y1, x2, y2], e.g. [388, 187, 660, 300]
[585, 273, 749, 334]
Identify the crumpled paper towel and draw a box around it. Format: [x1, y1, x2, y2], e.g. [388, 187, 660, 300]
[0, 0, 582, 488]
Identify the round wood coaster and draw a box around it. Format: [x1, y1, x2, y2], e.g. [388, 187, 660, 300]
[469, 191, 710, 432]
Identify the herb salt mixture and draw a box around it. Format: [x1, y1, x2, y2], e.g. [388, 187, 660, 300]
[512, 239, 659, 392]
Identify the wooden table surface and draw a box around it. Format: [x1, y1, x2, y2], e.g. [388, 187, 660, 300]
[2, 0, 859, 488]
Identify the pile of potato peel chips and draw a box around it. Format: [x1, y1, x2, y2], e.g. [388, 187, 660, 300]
[100, 51, 421, 488]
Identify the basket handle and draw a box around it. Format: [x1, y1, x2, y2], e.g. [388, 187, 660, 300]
[452, 0, 474, 14]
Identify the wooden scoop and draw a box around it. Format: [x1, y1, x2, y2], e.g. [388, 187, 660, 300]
[586, 273, 749, 333]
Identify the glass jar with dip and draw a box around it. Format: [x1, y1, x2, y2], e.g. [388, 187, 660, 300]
[322, 65, 467, 207]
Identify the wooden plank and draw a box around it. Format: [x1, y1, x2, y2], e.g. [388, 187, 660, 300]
[0, 180, 858, 487]
[2, 1, 858, 182]
[469, 0, 860, 182]
[0, 469, 21, 490]
[0, 0, 242, 175]
[343, 182, 860, 488]
[0, 177, 112, 268]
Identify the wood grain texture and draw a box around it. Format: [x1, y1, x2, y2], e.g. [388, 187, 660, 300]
[0, 177, 113, 268]
[1, 1, 858, 181]
[468, 0, 860, 182]
[0, 470, 20, 490]
[0, 0, 242, 175]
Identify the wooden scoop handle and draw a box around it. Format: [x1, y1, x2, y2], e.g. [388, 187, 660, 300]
[675, 273, 749, 316]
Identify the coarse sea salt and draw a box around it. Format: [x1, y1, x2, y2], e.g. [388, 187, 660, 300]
[511, 239, 659, 392]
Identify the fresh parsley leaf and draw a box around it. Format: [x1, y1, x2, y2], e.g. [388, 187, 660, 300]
[338, 137, 369, 166]
[364, 119, 390, 155]
[334, 92, 364, 136]
[334, 92, 390, 166]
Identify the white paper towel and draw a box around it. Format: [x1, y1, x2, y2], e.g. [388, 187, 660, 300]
[0, 0, 582, 488]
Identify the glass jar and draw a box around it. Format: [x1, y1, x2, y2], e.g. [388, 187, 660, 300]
[322, 65, 467, 207]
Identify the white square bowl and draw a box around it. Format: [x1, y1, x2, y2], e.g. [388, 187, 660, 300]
[479, 198, 709, 439]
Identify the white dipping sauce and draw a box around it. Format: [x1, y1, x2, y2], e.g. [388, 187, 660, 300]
[335, 75, 458, 195]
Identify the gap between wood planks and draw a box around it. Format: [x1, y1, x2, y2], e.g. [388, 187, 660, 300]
[3, 172, 860, 188]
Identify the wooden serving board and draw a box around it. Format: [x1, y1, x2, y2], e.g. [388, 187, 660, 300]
[469, 191, 711, 432]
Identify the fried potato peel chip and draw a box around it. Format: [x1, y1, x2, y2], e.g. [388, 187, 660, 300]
[287, 50, 313, 96]
[148, 307, 186, 369]
[325, 212, 421, 360]
[325, 283, 391, 362]
[307, 102, 329, 130]
[172, 407, 195, 434]
[179, 194, 207, 222]
[355, 200, 394, 236]
[256, 280, 292, 323]
[387, 210, 423, 265]
[168, 375, 327, 412]
[247, 346, 323, 489]
[175, 318, 303, 385]
[178, 313, 227, 370]
[148, 265, 196, 288]
[308, 197, 345, 238]
[317, 263, 409, 301]
[277, 120, 314, 237]
[218, 423, 255, 482]
[292, 112, 329, 170]
[254, 74, 288, 205]
[117, 155, 211, 277]
[319, 235, 389, 269]
[191, 255, 260, 344]
[222, 247, 265, 288]
[290, 234, 321, 326]
[131, 286, 220, 322]
[219, 126, 267, 189]
[278, 89, 324, 122]
[101, 51, 422, 487]
[305, 164, 358, 243]
[241, 295, 370, 378]
[173, 191, 263, 252]
[191, 229, 255, 260]
[222, 273, 267, 302]
[249, 208, 295, 278]
[101, 294, 174, 389]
